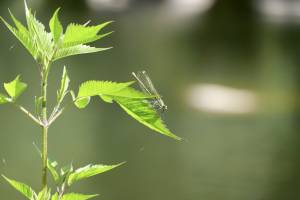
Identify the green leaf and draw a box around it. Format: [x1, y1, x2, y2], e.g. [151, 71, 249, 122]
[0, 15, 37, 59]
[2, 175, 36, 200]
[53, 45, 111, 61]
[4, 75, 27, 100]
[47, 159, 60, 184]
[99, 95, 113, 103]
[49, 8, 63, 43]
[63, 21, 113, 47]
[62, 193, 98, 200]
[115, 97, 181, 140]
[57, 66, 70, 104]
[51, 193, 59, 200]
[37, 187, 51, 200]
[60, 163, 73, 180]
[75, 81, 135, 109]
[24, 1, 53, 61]
[99, 87, 152, 104]
[0, 93, 11, 104]
[67, 162, 125, 186]
[33, 143, 60, 184]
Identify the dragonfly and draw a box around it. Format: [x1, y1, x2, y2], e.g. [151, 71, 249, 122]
[132, 70, 168, 113]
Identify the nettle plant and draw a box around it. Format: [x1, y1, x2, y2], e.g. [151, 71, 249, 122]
[0, 1, 180, 200]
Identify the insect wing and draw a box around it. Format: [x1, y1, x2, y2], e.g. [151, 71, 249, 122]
[139, 71, 166, 109]
[132, 71, 166, 112]
[137, 71, 160, 96]
[132, 72, 152, 95]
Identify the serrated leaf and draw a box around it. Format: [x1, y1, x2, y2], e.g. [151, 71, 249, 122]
[4, 75, 27, 100]
[0, 16, 38, 59]
[99, 95, 113, 103]
[57, 66, 70, 104]
[62, 193, 98, 200]
[99, 87, 152, 104]
[63, 21, 113, 47]
[74, 97, 90, 109]
[49, 8, 63, 43]
[2, 175, 36, 200]
[67, 162, 124, 186]
[75, 81, 135, 108]
[2, 1, 53, 61]
[0, 93, 11, 104]
[25, 2, 53, 61]
[115, 97, 181, 140]
[53, 45, 111, 61]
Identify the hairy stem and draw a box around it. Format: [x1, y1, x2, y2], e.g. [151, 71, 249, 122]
[15, 104, 42, 125]
[41, 63, 50, 188]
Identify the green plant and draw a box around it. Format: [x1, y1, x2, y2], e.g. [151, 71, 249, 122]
[0, 1, 180, 199]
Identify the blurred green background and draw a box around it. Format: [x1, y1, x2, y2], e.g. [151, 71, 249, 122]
[0, 0, 300, 199]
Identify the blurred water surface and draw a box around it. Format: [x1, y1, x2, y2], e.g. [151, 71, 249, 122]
[0, 0, 299, 200]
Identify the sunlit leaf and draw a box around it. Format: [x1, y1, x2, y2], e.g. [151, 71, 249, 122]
[24, 1, 53, 61]
[63, 21, 113, 47]
[53, 45, 111, 61]
[115, 97, 181, 140]
[0, 93, 11, 104]
[2, 175, 36, 200]
[62, 193, 98, 200]
[75, 81, 135, 108]
[0, 15, 37, 59]
[4, 75, 27, 100]
[37, 187, 51, 200]
[49, 8, 63, 43]
[51, 193, 59, 200]
[67, 162, 125, 186]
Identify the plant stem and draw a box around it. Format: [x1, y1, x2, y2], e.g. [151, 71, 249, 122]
[15, 104, 42, 125]
[41, 63, 50, 188]
[42, 125, 48, 187]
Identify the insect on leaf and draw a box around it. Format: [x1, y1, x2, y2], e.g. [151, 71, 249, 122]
[115, 97, 181, 140]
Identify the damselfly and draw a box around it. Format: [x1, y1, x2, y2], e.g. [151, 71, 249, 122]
[132, 71, 168, 113]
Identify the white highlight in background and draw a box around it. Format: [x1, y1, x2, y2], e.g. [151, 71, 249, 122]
[255, 0, 300, 23]
[86, 0, 129, 11]
[163, 0, 215, 19]
[186, 84, 258, 114]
